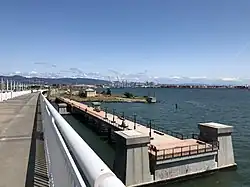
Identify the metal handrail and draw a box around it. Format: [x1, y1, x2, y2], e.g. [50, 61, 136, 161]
[41, 97, 86, 187]
[149, 140, 219, 161]
[103, 107, 185, 139]
[41, 94, 125, 187]
[0, 90, 32, 102]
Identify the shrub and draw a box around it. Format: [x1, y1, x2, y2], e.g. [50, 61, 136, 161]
[124, 92, 134, 98]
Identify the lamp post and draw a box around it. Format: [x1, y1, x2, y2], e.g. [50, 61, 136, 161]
[104, 107, 108, 119]
[133, 114, 137, 130]
[121, 112, 126, 129]
[112, 109, 116, 123]
[149, 120, 152, 137]
[6, 79, 8, 92]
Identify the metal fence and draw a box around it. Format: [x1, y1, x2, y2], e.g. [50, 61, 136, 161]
[0, 90, 31, 101]
[40, 94, 125, 187]
[149, 141, 219, 161]
[102, 106, 185, 139]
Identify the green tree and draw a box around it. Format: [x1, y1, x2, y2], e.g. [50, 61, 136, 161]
[124, 92, 134, 98]
[106, 88, 112, 95]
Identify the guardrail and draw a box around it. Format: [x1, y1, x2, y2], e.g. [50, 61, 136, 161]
[0, 90, 32, 102]
[102, 107, 185, 139]
[149, 141, 219, 161]
[40, 94, 125, 187]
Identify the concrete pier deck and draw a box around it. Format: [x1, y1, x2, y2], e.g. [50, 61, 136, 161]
[0, 93, 49, 187]
[59, 97, 215, 157]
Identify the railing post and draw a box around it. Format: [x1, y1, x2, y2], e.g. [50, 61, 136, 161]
[155, 149, 158, 160]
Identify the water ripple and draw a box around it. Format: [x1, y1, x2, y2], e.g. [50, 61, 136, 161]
[102, 88, 250, 187]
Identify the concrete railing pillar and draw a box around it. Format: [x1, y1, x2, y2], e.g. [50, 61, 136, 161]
[57, 103, 69, 115]
[113, 130, 152, 186]
[198, 122, 236, 169]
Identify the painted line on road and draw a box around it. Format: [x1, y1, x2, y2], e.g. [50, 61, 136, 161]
[0, 136, 31, 142]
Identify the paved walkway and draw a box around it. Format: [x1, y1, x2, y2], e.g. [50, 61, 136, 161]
[59, 97, 201, 150]
[0, 93, 49, 187]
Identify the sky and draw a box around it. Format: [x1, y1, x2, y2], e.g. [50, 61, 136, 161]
[0, 0, 250, 81]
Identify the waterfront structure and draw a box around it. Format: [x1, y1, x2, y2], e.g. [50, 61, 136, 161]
[146, 96, 156, 103]
[85, 88, 96, 97]
[56, 97, 237, 186]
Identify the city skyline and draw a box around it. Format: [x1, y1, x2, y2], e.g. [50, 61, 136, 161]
[1, 1, 250, 82]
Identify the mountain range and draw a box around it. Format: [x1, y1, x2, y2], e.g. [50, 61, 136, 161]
[0, 75, 110, 85]
[0, 70, 249, 86]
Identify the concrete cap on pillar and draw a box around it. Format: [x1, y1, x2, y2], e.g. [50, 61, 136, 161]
[58, 103, 68, 107]
[198, 122, 233, 134]
[115, 130, 150, 146]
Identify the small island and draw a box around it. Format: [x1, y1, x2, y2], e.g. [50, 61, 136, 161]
[62, 88, 148, 103]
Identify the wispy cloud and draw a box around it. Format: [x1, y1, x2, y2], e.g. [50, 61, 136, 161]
[29, 71, 37, 74]
[2, 70, 250, 85]
[189, 76, 207, 79]
[169, 76, 182, 79]
[220, 77, 240, 81]
[34, 62, 47, 65]
[234, 41, 250, 58]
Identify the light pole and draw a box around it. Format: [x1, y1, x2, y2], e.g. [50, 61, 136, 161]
[133, 113, 137, 129]
[121, 112, 126, 129]
[112, 109, 116, 123]
[149, 120, 152, 137]
[104, 107, 108, 119]
[6, 79, 9, 92]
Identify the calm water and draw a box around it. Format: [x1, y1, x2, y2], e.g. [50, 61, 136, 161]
[64, 88, 250, 187]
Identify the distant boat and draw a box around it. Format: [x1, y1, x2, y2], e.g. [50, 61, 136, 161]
[146, 96, 156, 103]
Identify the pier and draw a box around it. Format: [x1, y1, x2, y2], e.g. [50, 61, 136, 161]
[56, 97, 237, 186]
[56, 97, 216, 156]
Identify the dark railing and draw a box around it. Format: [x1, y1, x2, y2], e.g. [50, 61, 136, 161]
[108, 109, 186, 140]
[149, 140, 219, 161]
[82, 105, 202, 141]
[191, 133, 199, 140]
[61, 100, 200, 140]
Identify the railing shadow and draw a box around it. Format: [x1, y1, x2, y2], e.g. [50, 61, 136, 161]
[25, 96, 49, 187]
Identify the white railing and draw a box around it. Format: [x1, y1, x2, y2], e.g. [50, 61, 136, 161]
[40, 94, 125, 187]
[0, 90, 32, 102]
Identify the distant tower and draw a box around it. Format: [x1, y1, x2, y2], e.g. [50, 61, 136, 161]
[13, 81, 16, 91]
[10, 80, 13, 91]
[6, 79, 9, 91]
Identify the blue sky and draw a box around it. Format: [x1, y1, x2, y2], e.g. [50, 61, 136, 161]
[0, 0, 250, 80]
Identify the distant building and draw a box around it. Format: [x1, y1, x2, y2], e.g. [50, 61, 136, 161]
[85, 88, 96, 97]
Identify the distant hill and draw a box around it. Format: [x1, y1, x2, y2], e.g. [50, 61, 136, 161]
[0, 75, 110, 85]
